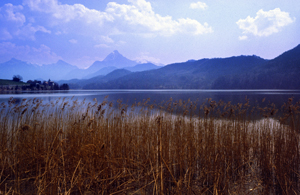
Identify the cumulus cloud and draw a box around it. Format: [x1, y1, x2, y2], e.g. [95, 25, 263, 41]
[101, 35, 114, 43]
[238, 35, 248, 41]
[23, 0, 213, 36]
[24, 0, 113, 24]
[190, 2, 208, 10]
[134, 51, 161, 64]
[0, 42, 61, 64]
[236, 8, 295, 38]
[118, 40, 126, 45]
[0, 3, 50, 40]
[94, 44, 110, 48]
[69, 39, 77, 44]
[16, 23, 51, 40]
[0, 3, 25, 25]
[106, 0, 212, 36]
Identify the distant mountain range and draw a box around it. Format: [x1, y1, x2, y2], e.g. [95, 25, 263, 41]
[80, 44, 300, 89]
[1, 44, 300, 89]
[0, 50, 161, 81]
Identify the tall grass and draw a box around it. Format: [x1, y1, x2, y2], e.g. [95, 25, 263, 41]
[0, 96, 299, 194]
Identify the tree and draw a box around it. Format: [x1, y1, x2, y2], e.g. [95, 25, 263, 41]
[12, 75, 23, 82]
[53, 83, 59, 90]
[60, 83, 69, 90]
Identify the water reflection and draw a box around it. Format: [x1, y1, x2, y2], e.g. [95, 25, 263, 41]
[1, 89, 300, 109]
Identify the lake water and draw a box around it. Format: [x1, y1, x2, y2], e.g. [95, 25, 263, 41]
[1, 89, 300, 108]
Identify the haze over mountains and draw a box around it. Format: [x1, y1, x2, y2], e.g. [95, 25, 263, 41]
[1, 44, 300, 89]
[0, 50, 161, 81]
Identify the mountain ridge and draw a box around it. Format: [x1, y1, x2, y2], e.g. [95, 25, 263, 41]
[81, 44, 300, 89]
[0, 50, 159, 81]
[1, 44, 300, 89]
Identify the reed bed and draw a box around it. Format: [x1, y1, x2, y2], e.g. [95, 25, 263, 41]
[0, 96, 299, 195]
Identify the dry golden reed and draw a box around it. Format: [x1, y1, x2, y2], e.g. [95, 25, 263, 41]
[0, 96, 299, 194]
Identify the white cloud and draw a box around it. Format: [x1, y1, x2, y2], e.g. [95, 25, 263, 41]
[0, 42, 61, 64]
[236, 8, 295, 38]
[23, 0, 213, 36]
[0, 29, 13, 40]
[101, 35, 114, 43]
[190, 2, 208, 10]
[118, 40, 126, 45]
[94, 44, 110, 48]
[106, 0, 213, 36]
[69, 39, 77, 44]
[134, 52, 161, 64]
[23, 0, 113, 24]
[0, 3, 25, 25]
[0, 3, 50, 40]
[238, 35, 248, 40]
[16, 23, 51, 40]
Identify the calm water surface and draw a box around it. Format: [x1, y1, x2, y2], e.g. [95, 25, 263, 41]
[1, 89, 300, 108]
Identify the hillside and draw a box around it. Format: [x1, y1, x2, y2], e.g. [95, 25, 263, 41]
[82, 55, 267, 89]
[83, 69, 132, 89]
[0, 79, 28, 86]
[212, 44, 300, 89]
[81, 44, 300, 89]
[58, 69, 132, 89]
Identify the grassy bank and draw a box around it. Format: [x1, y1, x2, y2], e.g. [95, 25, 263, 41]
[0, 79, 28, 86]
[0, 97, 299, 194]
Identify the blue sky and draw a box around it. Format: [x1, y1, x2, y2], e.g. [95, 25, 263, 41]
[0, 0, 299, 68]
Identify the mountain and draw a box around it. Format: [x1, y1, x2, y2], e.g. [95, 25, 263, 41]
[83, 55, 266, 89]
[64, 50, 138, 79]
[0, 59, 80, 81]
[85, 62, 161, 79]
[0, 58, 40, 81]
[211, 44, 300, 89]
[83, 69, 132, 89]
[103, 50, 137, 68]
[59, 63, 161, 89]
[86, 69, 132, 86]
[81, 44, 300, 89]
[125, 63, 161, 72]
[2, 45, 299, 89]
[39, 60, 79, 80]
[85, 50, 137, 74]
[0, 50, 140, 81]
[62, 69, 87, 80]
[104, 69, 132, 80]
[59, 69, 132, 89]
[83, 66, 118, 79]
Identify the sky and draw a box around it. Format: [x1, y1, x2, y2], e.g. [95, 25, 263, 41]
[0, 0, 299, 68]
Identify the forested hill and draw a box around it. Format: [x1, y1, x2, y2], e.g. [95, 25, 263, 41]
[211, 44, 300, 89]
[83, 56, 267, 89]
[81, 44, 300, 89]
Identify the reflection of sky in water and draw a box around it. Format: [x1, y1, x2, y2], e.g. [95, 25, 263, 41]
[1, 90, 300, 108]
[0, 93, 92, 99]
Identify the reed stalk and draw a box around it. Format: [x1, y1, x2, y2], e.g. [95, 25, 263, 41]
[0, 97, 299, 194]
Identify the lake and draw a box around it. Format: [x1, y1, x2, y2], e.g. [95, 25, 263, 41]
[1, 89, 300, 109]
